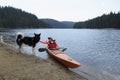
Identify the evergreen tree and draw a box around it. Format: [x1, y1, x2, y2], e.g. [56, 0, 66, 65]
[0, 6, 49, 28]
[74, 12, 120, 29]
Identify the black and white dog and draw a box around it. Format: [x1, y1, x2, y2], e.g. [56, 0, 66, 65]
[16, 32, 41, 55]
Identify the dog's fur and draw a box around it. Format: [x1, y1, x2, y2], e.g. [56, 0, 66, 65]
[16, 32, 41, 55]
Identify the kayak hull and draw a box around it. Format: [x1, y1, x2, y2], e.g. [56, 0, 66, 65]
[46, 48, 80, 68]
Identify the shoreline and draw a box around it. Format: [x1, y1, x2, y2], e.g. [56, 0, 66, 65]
[0, 43, 86, 80]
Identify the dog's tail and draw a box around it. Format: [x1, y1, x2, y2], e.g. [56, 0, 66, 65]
[16, 32, 24, 42]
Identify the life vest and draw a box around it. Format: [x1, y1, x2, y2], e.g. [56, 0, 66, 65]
[48, 41, 57, 49]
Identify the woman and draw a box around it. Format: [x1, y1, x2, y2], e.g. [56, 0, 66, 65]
[39, 37, 59, 49]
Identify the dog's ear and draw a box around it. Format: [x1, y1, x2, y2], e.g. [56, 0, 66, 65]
[34, 33, 41, 36]
[37, 33, 41, 36]
[39, 33, 41, 36]
[34, 33, 36, 36]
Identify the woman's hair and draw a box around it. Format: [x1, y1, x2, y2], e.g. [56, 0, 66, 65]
[48, 37, 53, 40]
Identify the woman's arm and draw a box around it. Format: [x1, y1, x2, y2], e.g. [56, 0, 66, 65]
[39, 40, 48, 44]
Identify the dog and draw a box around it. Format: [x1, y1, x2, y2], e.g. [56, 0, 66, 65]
[16, 32, 41, 55]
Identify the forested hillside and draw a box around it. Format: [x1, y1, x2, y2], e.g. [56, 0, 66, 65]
[40, 19, 75, 28]
[0, 6, 49, 28]
[74, 12, 120, 29]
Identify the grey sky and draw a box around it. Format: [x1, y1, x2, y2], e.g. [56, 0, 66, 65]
[0, 0, 120, 21]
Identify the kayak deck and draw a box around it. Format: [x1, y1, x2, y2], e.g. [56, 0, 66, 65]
[46, 48, 80, 68]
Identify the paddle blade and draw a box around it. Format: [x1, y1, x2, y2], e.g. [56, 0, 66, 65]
[38, 48, 46, 52]
[62, 48, 67, 52]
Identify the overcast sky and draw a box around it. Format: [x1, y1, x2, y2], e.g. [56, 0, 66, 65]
[0, 0, 120, 21]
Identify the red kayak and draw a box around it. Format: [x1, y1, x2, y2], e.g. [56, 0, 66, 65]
[46, 48, 80, 68]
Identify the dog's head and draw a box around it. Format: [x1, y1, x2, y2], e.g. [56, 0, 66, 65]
[34, 33, 41, 42]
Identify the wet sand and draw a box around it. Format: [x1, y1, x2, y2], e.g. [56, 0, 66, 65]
[0, 43, 86, 80]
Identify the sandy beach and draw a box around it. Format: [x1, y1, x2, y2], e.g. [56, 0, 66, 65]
[0, 43, 86, 80]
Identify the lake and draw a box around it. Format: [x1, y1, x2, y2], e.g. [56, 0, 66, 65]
[0, 29, 120, 80]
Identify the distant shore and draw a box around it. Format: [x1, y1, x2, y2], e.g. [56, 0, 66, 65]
[0, 43, 86, 80]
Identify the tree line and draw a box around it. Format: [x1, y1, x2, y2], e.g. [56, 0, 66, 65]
[0, 6, 49, 29]
[74, 12, 120, 29]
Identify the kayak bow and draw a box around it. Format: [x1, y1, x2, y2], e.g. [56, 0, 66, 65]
[46, 48, 80, 68]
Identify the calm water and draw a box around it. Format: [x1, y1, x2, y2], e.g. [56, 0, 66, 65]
[0, 29, 120, 80]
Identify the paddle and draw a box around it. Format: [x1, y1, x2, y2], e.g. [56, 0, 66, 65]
[38, 48, 67, 52]
[61, 48, 67, 52]
[38, 48, 46, 52]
